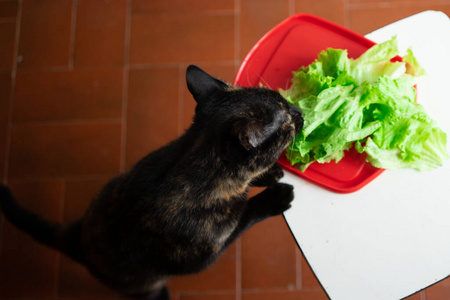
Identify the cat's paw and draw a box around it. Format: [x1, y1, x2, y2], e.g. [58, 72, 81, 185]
[264, 182, 294, 216]
[267, 163, 284, 183]
[250, 163, 284, 187]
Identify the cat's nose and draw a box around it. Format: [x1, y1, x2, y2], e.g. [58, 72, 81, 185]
[289, 104, 302, 117]
[289, 104, 303, 133]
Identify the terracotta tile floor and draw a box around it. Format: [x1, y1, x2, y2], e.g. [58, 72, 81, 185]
[1, 0, 449, 299]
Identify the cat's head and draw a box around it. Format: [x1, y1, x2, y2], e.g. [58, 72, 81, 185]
[186, 65, 303, 169]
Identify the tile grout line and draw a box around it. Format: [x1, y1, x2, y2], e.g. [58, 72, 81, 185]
[234, 1, 242, 300]
[68, 0, 78, 70]
[10, 118, 123, 127]
[129, 60, 237, 70]
[176, 289, 239, 295]
[235, 238, 242, 300]
[120, 0, 132, 173]
[288, 0, 295, 15]
[295, 248, 303, 289]
[6, 174, 118, 183]
[14, 117, 122, 126]
[13, 65, 123, 72]
[0, 0, 23, 258]
[420, 290, 427, 300]
[55, 178, 67, 297]
[234, 0, 241, 67]
[346, 1, 401, 10]
[130, 9, 236, 17]
[178, 63, 186, 135]
[242, 286, 323, 293]
[3, 0, 23, 185]
[344, 0, 351, 29]
[60, 179, 67, 224]
[344, 0, 450, 10]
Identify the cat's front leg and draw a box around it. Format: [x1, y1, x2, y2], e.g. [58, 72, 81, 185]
[250, 163, 284, 187]
[246, 182, 294, 221]
[222, 182, 294, 250]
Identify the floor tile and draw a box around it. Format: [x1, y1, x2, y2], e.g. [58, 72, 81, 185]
[0, 0, 18, 19]
[18, 0, 72, 69]
[0, 21, 16, 71]
[300, 253, 321, 288]
[74, 0, 126, 67]
[0, 72, 11, 180]
[168, 244, 236, 292]
[13, 69, 123, 122]
[349, 3, 450, 34]
[426, 276, 450, 300]
[126, 66, 180, 168]
[348, 0, 434, 4]
[294, 0, 346, 27]
[182, 63, 236, 129]
[130, 13, 235, 64]
[8, 122, 122, 178]
[131, 0, 235, 14]
[2, 1, 449, 299]
[241, 215, 297, 289]
[58, 255, 118, 298]
[403, 291, 422, 300]
[242, 289, 329, 300]
[63, 177, 110, 224]
[239, 0, 290, 60]
[0, 179, 63, 298]
[179, 292, 236, 300]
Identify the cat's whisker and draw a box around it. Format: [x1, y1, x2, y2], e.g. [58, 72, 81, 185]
[256, 73, 272, 90]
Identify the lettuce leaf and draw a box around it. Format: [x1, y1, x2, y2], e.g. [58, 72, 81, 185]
[281, 36, 449, 171]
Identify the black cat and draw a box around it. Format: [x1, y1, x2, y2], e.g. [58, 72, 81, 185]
[0, 65, 303, 299]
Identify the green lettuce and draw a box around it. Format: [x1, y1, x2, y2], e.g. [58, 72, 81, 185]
[280, 36, 448, 171]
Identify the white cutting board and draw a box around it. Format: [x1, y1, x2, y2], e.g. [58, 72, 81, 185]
[282, 11, 450, 300]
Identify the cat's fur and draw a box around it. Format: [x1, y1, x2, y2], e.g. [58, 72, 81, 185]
[0, 65, 303, 300]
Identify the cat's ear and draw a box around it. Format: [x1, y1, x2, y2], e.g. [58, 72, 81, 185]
[186, 65, 229, 104]
[238, 120, 268, 150]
